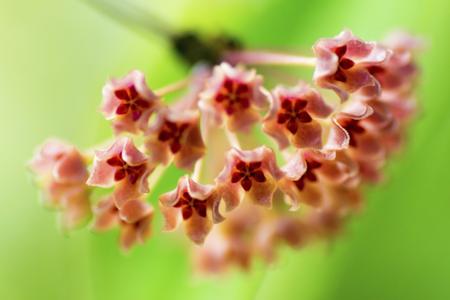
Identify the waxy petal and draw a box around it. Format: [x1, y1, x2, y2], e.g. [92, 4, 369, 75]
[263, 83, 331, 150]
[119, 199, 153, 224]
[216, 147, 282, 209]
[101, 70, 159, 134]
[199, 63, 267, 132]
[159, 176, 223, 243]
[313, 29, 390, 101]
[145, 108, 205, 170]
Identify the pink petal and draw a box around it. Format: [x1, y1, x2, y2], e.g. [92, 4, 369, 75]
[119, 199, 153, 224]
[122, 138, 147, 166]
[323, 118, 350, 151]
[120, 223, 138, 252]
[29, 139, 72, 175]
[113, 167, 150, 208]
[173, 125, 205, 170]
[340, 100, 374, 120]
[281, 151, 307, 180]
[86, 158, 116, 188]
[290, 121, 323, 149]
[162, 204, 181, 231]
[92, 197, 119, 231]
[60, 189, 91, 230]
[53, 149, 87, 184]
[184, 212, 213, 244]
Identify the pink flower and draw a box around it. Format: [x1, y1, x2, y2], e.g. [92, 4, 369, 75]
[323, 100, 374, 151]
[196, 204, 263, 272]
[29, 139, 90, 229]
[313, 29, 390, 101]
[368, 31, 421, 94]
[263, 82, 333, 149]
[336, 109, 385, 160]
[199, 63, 267, 132]
[279, 150, 359, 210]
[144, 108, 205, 170]
[93, 196, 153, 251]
[159, 176, 223, 244]
[216, 147, 283, 210]
[102, 70, 160, 134]
[87, 137, 151, 208]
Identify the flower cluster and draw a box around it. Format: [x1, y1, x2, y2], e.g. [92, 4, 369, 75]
[29, 30, 421, 271]
[29, 139, 91, 229]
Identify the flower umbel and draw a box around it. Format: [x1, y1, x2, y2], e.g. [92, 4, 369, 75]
[30, 29, 421, 271]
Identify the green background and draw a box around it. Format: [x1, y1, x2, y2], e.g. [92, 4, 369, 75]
[1, 0, 449, 299]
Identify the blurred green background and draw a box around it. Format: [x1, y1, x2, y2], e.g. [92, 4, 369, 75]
[1, 0, 450, 299]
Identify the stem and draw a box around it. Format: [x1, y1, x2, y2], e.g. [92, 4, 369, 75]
[191, 158, 203, 182]
[81, 0, 173, 38]
[146, 164, 169, 194]
[155, 77, 190, 96]
[225, 129, 241, 149]
[224, 50, 316, 67]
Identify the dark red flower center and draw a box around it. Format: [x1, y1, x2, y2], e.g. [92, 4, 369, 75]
[231, 160, 266, 191]
[333, 45, 355, 83]
[174, 191, 207, 220]
[157, 120, 190, 154]
[114, 84, 151, 121]
[277, 97, 312, 134]
[339, 118, 365, 147]
[367, 65, 386, 82]
[106, 152, 147, 184]
[294, 160, 322, 191]
[214, 78, 252, 115]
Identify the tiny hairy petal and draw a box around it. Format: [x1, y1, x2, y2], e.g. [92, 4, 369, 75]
[251, 170, 266, 182]
[334, 69, 347, 82]
[116, 103, 130, 115]
[286, 119, 298, 134]
[135, 99, 150, 109]
[339, 58, 355, 70]
[225, 105, 234, 115]
[107, 156, 123, 167]
[236, 161, 247, 172]
[170, 140, 182, 153]
[194, 202, 207, 218]
[131, 109, 142, 121]
[248, 161, 262, 171]
[231, 172, 244, 183]
[334, 45, 347, 58]
[308, 161, 322, 169]
[114, 89, 130, 100]
[297, 111, 312, 123]
[215, 93, 226, 102]
[294, 99, 308, 111]
[183, 192, 192, 201]
[239, 97, 250, 109]
[182, 206, 193, 220]
[166, 121, 178, 132]
[158, 130, 172, 142]
[114, 169, 126, 181]
[128, 172, 139, 184]
[236, 83, 249, 94]
[295, 178, 305, 191]
[224, 79, 234, 92]
[128, 85, 138, 99]
[282, 100, 293, 111]
[277, 113, 290, 124]
[241, 177, 252, 191]
[305, 171, 317, 182]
